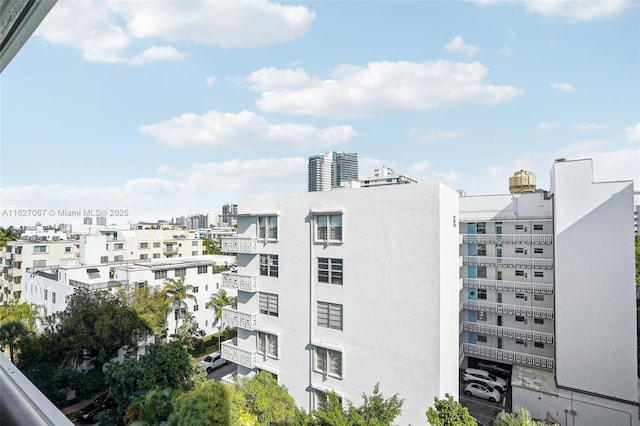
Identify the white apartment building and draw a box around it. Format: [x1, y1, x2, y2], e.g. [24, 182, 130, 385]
[460, 159, 639, 425]
[23, 255, 236, 338]
[361, 166, 418, 188]
[220, 183, 460, 426]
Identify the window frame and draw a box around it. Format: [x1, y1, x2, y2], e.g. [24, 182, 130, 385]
[154, 270, 168, 280]
[318, 258, 343, 285]
[260, 254, 279, 277]
[259, 292, 279, 317]
[258, 215, 279, 241]
[317, 301, 343, 330]
[314, 213, 343, 243]
[314, 346, 343, 379]
[257, 332, 279, 359]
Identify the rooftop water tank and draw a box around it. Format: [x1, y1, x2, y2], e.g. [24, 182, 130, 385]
[509, 170, 537, 193]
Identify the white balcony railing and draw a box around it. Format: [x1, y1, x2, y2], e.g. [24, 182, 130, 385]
[462, 343, 554, 370]
[221, 338, 257, 368]
[222, 307, 257, 330]
[462, 321, 554, 344]
[463, 256, 553, 270]
[462, 300, 555, 319]
[463, 278, 554, 295]
[221, 237, 258, 254]
[462, 234, 553, 245]
[221, 272, 258, 292]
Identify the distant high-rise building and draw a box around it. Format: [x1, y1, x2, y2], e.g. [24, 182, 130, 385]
[221, 204, 238, 227]
[96, 216, 107, 226]
[308, 151, 358, 192]
[83, 217, 92, 225]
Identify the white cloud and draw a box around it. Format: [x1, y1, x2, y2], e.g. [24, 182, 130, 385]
[420, 130, 464, 142]
[625, 123, 640, 142]
[549, 82, 576, 92]
[206, 76, 217, 87]
[36, 0, 314, 64]
[138, 110, 357, 150]
[444, 36, 480, 57]
[571, 123, 607, 131]
[472, 0, 636, 22]
[249, 61, 523, 118]
[538, 121, 560, 131]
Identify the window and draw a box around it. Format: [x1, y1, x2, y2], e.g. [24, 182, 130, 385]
[477, 311, 487, 322]
[477, 289, 487, 300]
[258, 216, 278, 240]
[515, 270, 525, 277]
[137, 282, 146, 289]
[192, 240, 198, 246]
[193, 305, 199, 311]
[496, 270, 502, 281]
[140, 254, 149, 260]
[477, 244, 487, 256]
[153, 242, 161, 248]
[314, 346, 342, 378]
[114, 243, 124, 250]
[477, 335, 487, 343]
[317, 301, 343, 330]
[534, 318, 544, 325]
[533, 224, 543, 231]
[477, 266, 487, 278]
[44, 289, 48, 301]
[205, 284, 209, 292]
[534, 271, 544, 278]
[100, 256, 108, 263]
[534, 342, 544, 348]
[198, 265, 208, 274]
[260, 254, 279, 277]
[155, 270, 167, 280]
[534, 294, 544, 301]
[174, 307, 186, 320]
[33, 260, 46, 267]
[316, 213, 342, 242]
[515, 224, 524, 231]
[516, 293, 525, 299]
[175, 268, 186, 277]
[516, 339, 526, 345]
[259, 292, 279, 317]
[193, 286, 199, 293]
[318, 258, 343, 285]
[192, 251, 199, 256]
[314, 390, 342, 410]
[52, 292, 56, 304]
[33, 246, 47, 253]
[114, 255, 123, 261]
[140, 243, 149, 249]
[534, 248, 543, 254]
[258, 332, 279, 358]
[153, 253, 161, 259]
[515, 247, 525, 254]
[65, 246, 72, 253]
[515, 316, 525, 322]
[476, 222, 486, 234]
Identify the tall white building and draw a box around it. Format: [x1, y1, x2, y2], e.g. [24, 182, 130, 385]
[308, 151, 359, 192]
[220, 183, 460, 425]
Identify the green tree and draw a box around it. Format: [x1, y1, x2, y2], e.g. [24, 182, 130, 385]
[124, 387, 182, 425]
[206, 289, 237, 326]
[494, 406, 550, 426]
[162, 277, 196, 336]
[167, 380, 231, 426]
[0, 226, 19, 249]
[238, 370, 303, 425]
[0, 300, 42, 332]
[426, 394, 477, 426]
[0, 320, 29, 362]
[309, 392, 349, 426]
[202, 237, 222, 255]
[115, 283, 170, 336]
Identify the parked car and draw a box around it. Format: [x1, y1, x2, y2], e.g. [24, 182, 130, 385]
[477, 361, 510, 377]
[78, 392, 115, 423]
[464, 382, 502, 403]
[197, 351, 229, 373]
[462, 368, 508, 393]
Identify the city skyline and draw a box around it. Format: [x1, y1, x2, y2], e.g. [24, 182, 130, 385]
[1, 0, 639, 227]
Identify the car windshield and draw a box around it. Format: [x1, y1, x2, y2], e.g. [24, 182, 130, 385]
[488, 373, 498, 381]
[204, 356, 213, 362]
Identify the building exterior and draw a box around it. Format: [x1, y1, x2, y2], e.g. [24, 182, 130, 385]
[361, 166, 417, 188]
[220, 182, 460, 425]
[308, 151, 359, 192]
[459, 158, 638, 424]
[222, 204, 238, 227]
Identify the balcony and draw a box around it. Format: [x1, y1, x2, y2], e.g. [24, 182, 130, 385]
[462, 234, 553, 245]
[462, 343, 554, 370]
[163, 247, 178, 254]
[463, 278, 554, 295]
[221, 307, 258, 330]
[6, 268, 21, 278]
[462, 321, 554, 344]
[462, 300, 555, 319]
[221, 272, 258, 292]
[221, 237, 257, 254]
[10, 253, 22, 262]
[463, 256, 553, 270]
[221, 338, 257, 368]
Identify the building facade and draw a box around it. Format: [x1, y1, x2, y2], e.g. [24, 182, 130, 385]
[308, 151, 359, 192]
[361, 166, 417, 188]
[220, 183, 460, 425]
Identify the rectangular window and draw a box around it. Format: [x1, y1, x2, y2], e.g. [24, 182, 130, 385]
[318, 258, 343, 285]
[516, 339, 526, 345]
[477, 244, 487, 256]
[139, 243, 149, 249]
[515, 247, 525, 254]
[198, 265, 208, 274]
[153, 253, 161, 259]
[65, 247, 72, 253]
[114, 255, 123, 262]
[140, 254, 149, 260]
[100, 256, 109, 263]
[33, 259, 46, 267]
[515, 224, 524, 231]
[317, 302, 343, 330]
[44, 289, 48, 301]
[477, 266, 487, 278]
[477, 289, 487, 300]
[534, 294, 544, 301]
[534, 318, 544, 325]
[316, 213, 342, 242]
[153, 242, 161, 248]
[193, 305, 199, 311]
[516, 293, 525, 299]
[174, 307, 186, 320]
[33, 246, 47, 253]
[258, 216, 278, 240]
[114, 243, 124, 250]
[534, 342, 544, 348]
[314, 346, 342, 378]
[260, 254, 279, 277]
[314, 390, 342, 410]
[192, 240, 198, 246]
[52, 292, 56, 304]
[258, 332, 279, 358]
[533, 224, 543, 231]
[205, 284, 208, 292]
[259, 292, 279, 317]
[534, 271, 544, 278]
[175, 268, 186, 277]
[515, 270, 525, 277]
[154, 270, 168, 280]
[477, 335, 487, 343]
[477, 311, 487, 321]
[191, 251, 198, 256]
[476, 222, 486, 234]
[515, 316, 525, 322]
[534, 248, 544, 254]
[193, 286, 199, 293]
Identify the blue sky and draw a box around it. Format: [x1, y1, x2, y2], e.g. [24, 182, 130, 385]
[1, 0, 638, 226]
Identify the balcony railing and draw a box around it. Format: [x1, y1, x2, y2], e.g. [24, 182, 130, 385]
[462, 300, 555, 319]
[222, 307, 257, 330]
[69, 279, 128, 290]
[221, 338, 257, 368]
[462, 321, 554, 344]
[462, 343, 554, 370]
[463, 256, 553, 270]
[463, 278, 554, 295]
[462, 234, 553, 245]
[221, 237, 257, 254]
[221, 272, 258, 292]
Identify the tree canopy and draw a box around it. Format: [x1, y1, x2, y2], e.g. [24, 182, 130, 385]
[495, 406, 551, 426]
[425, 394, 477, 426]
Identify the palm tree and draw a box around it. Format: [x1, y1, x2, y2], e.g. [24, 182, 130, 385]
[0, 320, 28, 362]
[206, 289, 237, 326]
[0, 300, 42, 332]
[0, 226, 19, 249]
[162, 277, 196, 336]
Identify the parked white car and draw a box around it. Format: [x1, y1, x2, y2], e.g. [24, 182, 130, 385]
[477, 361, 510, 377]
[464, 382, 502, 403]
[197, 352, 228, 373]
[462, 368, 508, 392]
